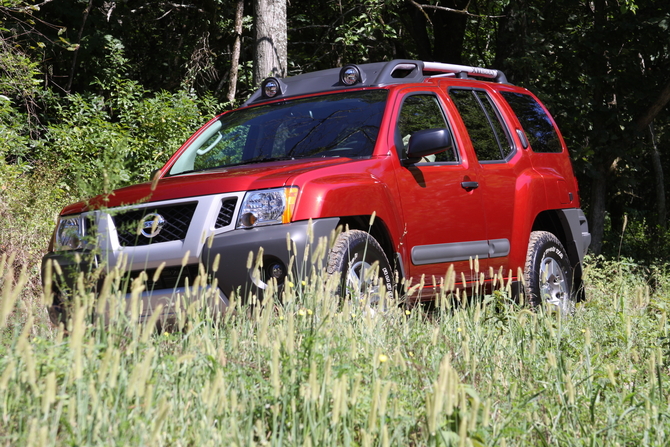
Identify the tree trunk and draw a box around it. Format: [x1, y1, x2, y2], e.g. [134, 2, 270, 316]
[67, 0, 94, 93]
[634, 81, 670, 233]
[226, 0, 245, 104]
[589, 164, 608, 255]
[400, 4, 433, 61]
[432, 0, 469, 63]
[587, 0, 612, 256]
[648, 123, 666, 231]
[253, 0, 287, 86]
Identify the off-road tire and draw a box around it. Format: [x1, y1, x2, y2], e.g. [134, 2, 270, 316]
[327, 230, 394, 307]
[524, 231, 574, 314]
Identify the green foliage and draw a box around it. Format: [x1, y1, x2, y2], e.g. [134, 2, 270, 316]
[331, 0, 399, 62]
[289, 0, 402, 72]
[0, 41, 42, 100]
[37, 37, 222, 198]
[43, 95, 134, 196]
[88, 35, 137, 97]
[119, 91, 220, 177]
[0, 96, 33, 165]
[42, 88, 218, 198]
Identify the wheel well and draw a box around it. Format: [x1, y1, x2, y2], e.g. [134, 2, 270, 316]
[531, 211, 569, 249]
[531, 210, 586, 301]
[336, 215, 395, 267]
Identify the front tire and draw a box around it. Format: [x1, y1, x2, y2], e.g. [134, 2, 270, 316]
[524, 231, 574, 314]
[327, 230, 394, 309]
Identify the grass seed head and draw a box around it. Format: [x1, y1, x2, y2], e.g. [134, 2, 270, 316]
[0, 360, 15, 391]
[42, 372, 57, 415]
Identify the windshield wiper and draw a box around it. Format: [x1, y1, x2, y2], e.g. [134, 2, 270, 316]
[169, 157, 301, 176]
[241, 156, 296, 165]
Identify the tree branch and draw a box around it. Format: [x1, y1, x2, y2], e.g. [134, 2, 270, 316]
[407, 0, 433, 25]
[408, 0, 505, 19]
[635, 78, 670, 132]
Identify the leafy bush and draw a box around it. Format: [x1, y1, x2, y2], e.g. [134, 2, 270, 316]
[35, 35, 223, 199]
[41, 86, 220, 199]
[0, 95, 33, 166]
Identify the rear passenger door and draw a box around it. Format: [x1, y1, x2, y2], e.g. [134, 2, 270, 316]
[392, 90, 488, 287]
[447, 88, 524, 276]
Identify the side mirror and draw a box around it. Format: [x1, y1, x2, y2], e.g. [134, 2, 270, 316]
[405, 128, 452, 163]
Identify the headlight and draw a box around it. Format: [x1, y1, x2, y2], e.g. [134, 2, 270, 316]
[53, 215, 85, 251]
[237, 187, 299, 228]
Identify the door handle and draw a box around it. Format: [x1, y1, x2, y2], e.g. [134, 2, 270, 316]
[461, 181, 479, 190]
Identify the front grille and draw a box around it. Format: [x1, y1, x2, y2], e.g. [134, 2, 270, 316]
[215, 198, 238, 228]
[112, 203, 197, 247]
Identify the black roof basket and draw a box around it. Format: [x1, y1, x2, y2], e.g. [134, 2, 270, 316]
[243, 60, 508, 106]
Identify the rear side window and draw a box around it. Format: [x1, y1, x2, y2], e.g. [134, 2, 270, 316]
[501, 91, 562, 153]
[449, 89, 513, 162]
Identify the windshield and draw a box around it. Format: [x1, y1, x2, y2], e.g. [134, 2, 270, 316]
[168, 90, 388, 175]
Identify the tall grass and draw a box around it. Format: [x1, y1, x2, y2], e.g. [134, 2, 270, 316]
[1, 246, 670, 446]
[0, 166, 71, 338]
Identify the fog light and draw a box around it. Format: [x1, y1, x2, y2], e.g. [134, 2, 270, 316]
[270, 263, 284, 278]
[267, 262, 286, 282]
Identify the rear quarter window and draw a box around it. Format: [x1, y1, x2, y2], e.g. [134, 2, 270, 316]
[501, 91, 562, 153]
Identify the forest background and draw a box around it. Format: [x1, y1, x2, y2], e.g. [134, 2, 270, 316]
[1, 0, 670, 274]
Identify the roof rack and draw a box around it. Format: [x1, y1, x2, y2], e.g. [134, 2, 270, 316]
[368, 60, 508, 85]
[422, 61, 508, 84]
[243, 60, 508, 106]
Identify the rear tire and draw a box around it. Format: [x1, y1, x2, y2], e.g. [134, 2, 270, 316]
[524, 231, 574, 314]
[327, 230, 394, 309]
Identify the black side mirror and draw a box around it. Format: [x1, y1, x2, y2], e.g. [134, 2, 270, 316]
[405, 128, 452, 163]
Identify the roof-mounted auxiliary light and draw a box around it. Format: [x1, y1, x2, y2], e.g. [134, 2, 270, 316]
[261, 77, 284, 98]
[339, 65, 362, 86]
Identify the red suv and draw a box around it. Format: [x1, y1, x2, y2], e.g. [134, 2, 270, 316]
[43, 60, 591, 322]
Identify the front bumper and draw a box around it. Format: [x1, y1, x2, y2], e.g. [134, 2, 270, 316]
[203, 217, 341, 298]
[42, 217, 341, 324]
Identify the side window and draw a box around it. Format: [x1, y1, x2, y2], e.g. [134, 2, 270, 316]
[501, 91, 562, 153]
[449, 89, 513, 162]
[396, 94, 457, 162]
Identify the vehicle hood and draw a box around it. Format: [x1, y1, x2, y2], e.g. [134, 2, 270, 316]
[60, 158, 356, 214]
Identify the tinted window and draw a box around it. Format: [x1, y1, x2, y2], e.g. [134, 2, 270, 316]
[501, 91, 562, 153]
[396, 94, 456, 162]
[449, 89, 513, 162]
